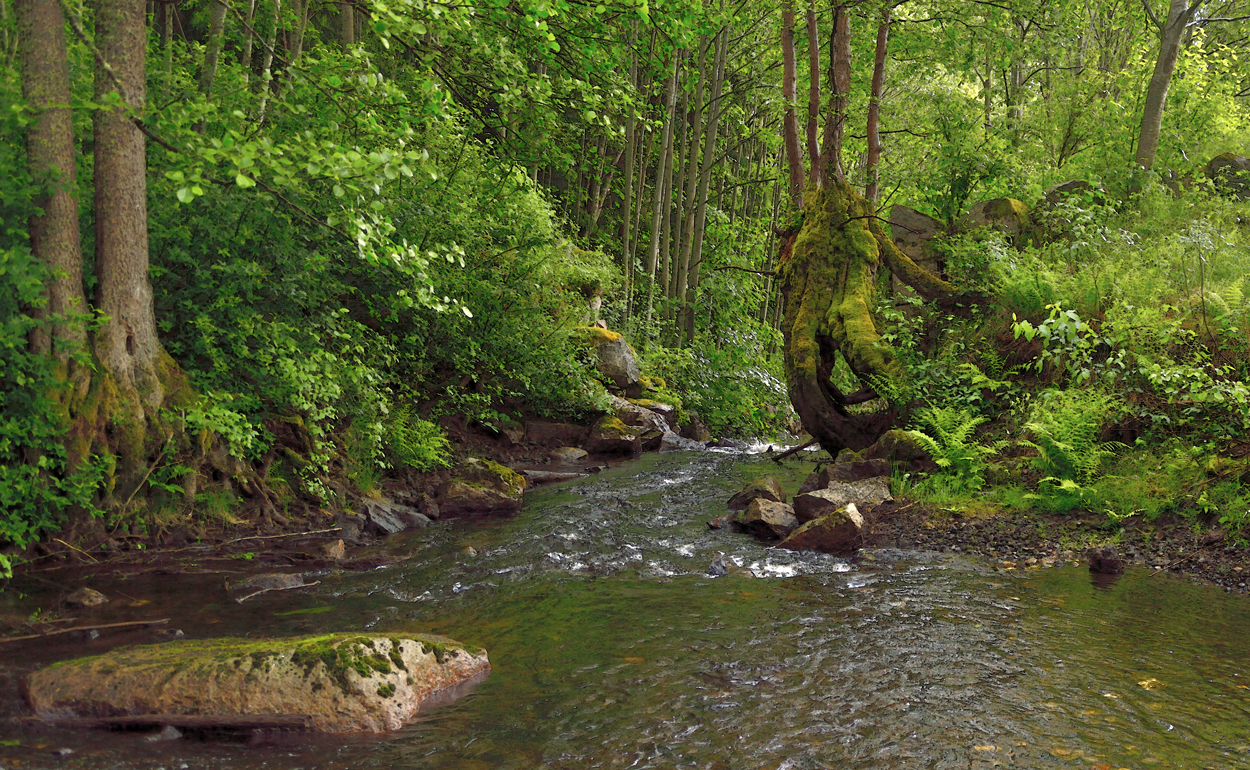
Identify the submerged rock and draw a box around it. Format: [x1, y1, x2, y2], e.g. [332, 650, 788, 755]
[659, 432, 706, 452]
[727, 477, 787, 510]
[779, 503, 864, 555]
[734, 499, 798, 540]
[64, 588, 108, 608]
[1088, 546, 1125, 575]
[550, 446, 589, 464]
[23, 632, 490, 733]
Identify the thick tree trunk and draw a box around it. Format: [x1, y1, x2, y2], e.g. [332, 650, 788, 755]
[94, 0, 169, 491]
[779, 183, 957, 452]
[16, 0, 87, 367]
[1136, 0, 1195, 170]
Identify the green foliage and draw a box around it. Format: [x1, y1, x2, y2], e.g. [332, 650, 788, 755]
[1022, 389, 1126, 487]
[384, 404, 452, 473]
[906, 405, 1005, 492]
[0, 248, 103, 567]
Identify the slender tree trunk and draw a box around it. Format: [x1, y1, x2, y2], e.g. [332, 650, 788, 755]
[16, 0, 87, 367]
[339, 0, 354, 47]
[94, 0, 168, 488]
[643, 56, 678, 336]
[675, 37, 709, 331]
[685, 27, 729, 343]
[822, 3, 851, 182]
[805, 0, 821, 184]
[864, 8, 889, 202]
[620, 21, 638, 317]
[781, 0, 804, 204]
[240, 0, 256, 83]
[199, 0, 228, 99]
[666, 87, 690, 310]
[1136, 0, 1196, 170]
[256, 0, 280, 122]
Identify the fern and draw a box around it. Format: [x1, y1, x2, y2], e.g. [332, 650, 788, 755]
[906, 405, 1006, 491]
[386, 404, 452, 472]
[1021, 389, 1126, 485]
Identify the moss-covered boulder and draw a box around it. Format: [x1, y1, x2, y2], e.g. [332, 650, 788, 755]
[573, 326, 642, 396]
[862, 429, 931, 467]
[727, 477, 786, 510]
[798, 459, 890, 494]
[440, 458, 526, 516]
[22, 633, 490, 733]
[957, 198, 1030, 244]
[609, 394, 670, 433]
[778, 503, 864, 555]
[586, 415, 641, 455]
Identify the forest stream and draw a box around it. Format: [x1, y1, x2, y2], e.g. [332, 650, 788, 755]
[1, 449, 1249, 769]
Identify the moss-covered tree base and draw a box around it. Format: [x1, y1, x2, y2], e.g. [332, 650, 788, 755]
[778, 180, 957, 454]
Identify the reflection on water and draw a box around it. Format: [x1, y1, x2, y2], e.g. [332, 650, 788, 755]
[2, 452, 1248, 769]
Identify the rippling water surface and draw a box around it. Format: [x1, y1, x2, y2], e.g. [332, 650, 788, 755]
[2, 450, 1249, 769]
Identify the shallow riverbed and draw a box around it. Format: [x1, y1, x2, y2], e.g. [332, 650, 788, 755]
[1, 451, 1248, 769]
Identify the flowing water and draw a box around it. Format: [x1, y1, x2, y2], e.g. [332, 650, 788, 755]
[2, 450, 1249, 769]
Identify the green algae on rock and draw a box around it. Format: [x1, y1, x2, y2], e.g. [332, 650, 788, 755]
[22, 632, 490, 733]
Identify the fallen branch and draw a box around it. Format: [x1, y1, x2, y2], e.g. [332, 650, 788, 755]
[0, 618, 170, 644]
[234, 580, 320, 604]
[771, 438, 819, 463]
[219, 527, 341, 547]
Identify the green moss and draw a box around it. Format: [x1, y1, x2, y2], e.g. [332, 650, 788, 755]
[571, 326, 623, 345]
[594, 415, 633, 438]
[377, 682, 396, 698]
[457, 457, 526, 496]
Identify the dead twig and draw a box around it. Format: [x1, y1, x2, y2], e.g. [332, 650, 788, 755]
[51, 539, 98, 563]
[0, 618, 170, 644]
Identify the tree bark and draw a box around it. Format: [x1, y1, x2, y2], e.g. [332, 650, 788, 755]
[339, 0, 355, 47]
[1136, 0, 1199, 170]
[805, 0, 821, 184]
[675, 37, 709, 330]
[781, 0, 804, 205]
[93, 0, 168, 487]
[821, 3, 851, 183]
[684, 27, 729, 343]
[864, 8, 890, 202]
[644, 55, 678, 294]
[256, 0, 280, 122]
[199, 0, 229, 98]
[16, 0, 87, 366]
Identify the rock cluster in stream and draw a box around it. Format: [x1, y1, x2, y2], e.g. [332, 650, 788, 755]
[714, 433, 930, 555]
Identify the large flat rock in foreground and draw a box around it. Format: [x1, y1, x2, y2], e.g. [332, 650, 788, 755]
[23, 632, 489, 733]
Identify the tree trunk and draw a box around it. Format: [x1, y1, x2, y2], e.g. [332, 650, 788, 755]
[684, 27, 729, 343]
[620, 21, 638, 318]
[643, 54, 678, 332]
[1136, 0, 1196, 170]
[781, 0, 804, 205]
[339, 0, 354, 47]
[93, 0, 169, 492]
[16, 0, 87, 368]
[805, 0, 821, 184]
[864, 9, 889, 203]
[199, 0, 229, 97]
[675, 37, 708, 331]
[240, 0, 256, 82]
[256, 0, 280, 122]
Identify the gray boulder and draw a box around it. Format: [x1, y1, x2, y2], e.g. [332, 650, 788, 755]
[659, 432, 706, 452]
[727, 476, 787, 510]
[1207, 153, 1250, 199]
[957, 198, 1030, 244]
[575, 327, 642, 396]
[798, 460, 890, 494]
[779, 503, 864, 554]
[585, 416, 641, 455]
[23, 633, 490, 733]
[361, 500, 430, 536]
[792, 477, 892, 523]
[440, 458, 526, 516]
[733, 498, 799, 540]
